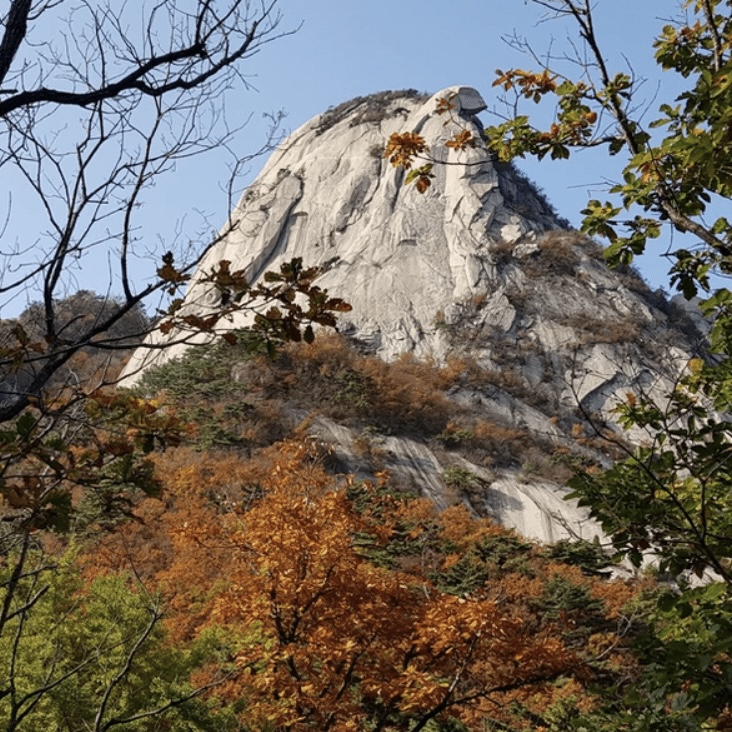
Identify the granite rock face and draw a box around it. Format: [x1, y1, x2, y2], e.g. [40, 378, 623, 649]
[309, 416, 599, 544]
[123, 86, 562, 373]
[122, 87, 705, 543]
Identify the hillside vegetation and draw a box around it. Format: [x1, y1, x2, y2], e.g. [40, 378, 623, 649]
[2, 322, 729, 731]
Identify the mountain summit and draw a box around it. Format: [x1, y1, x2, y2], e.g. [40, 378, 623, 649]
[124, 86, 564, 370]
[122, 87, 703, 542]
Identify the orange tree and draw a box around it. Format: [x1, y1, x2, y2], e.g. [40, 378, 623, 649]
[88, 438, 660, 732]
[0, 264, 350, 731]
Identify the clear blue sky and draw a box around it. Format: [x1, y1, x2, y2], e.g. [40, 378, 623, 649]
[2, 1, 695, 317]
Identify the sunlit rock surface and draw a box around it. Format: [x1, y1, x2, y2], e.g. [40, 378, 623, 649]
[121, 87, 705, 543]
[310, 417, 596, 544]
[123, 86, 561, 375]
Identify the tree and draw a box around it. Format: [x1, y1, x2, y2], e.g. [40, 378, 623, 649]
[87, 438, 669, 732]
[0, 0, 357, 421]
[489, 1, 732, 725]
[386, 0, 732, 725]
[0, 554, 240, 731]
[484, 3, 732, 722]
[0, 4, 353, 727]
[390, 0, 731, 308]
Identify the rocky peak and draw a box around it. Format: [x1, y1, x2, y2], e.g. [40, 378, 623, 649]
[121, 87, 704, 543]
[124, 86, 570, 372]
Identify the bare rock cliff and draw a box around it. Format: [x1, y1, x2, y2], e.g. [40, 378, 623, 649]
[124, 86, 562, 372]
[122, 87, 704, 543]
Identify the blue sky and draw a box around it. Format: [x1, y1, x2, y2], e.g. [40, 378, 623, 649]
[2, 1, 694, 317]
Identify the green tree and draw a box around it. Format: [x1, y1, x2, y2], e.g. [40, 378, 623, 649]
[0, 550, 240, 731]
[483, 1, 732, 307]
[482, 1, 732, 726]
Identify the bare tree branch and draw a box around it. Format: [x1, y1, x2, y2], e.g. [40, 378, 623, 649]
[0, 0, 33, 87]
[0, 0, 297, 420]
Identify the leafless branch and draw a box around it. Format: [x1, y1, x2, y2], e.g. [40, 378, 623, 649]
[0, 0, 293, 420]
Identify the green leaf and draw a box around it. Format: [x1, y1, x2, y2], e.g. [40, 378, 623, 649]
[16, 412, 37, 440]
[657, 592, 678, 612]
[701, 582, 727, 602]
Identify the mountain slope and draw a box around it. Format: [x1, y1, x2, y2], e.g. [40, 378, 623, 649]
[123, 86, 705, 541]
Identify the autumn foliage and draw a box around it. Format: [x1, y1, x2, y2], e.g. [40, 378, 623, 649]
[8, 302, 717, 729]
[81, 438, 653, 732]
